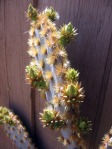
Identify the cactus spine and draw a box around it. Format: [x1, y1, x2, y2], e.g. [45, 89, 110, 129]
[26, 4, 91, 149]
[0, 107, 37, 149]
[99, 127, 112, 149]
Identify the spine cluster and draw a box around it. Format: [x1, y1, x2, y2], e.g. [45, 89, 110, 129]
[0, 107, 37, 149]
[99, 127, 112, 149]
[26, 4, 91, 149]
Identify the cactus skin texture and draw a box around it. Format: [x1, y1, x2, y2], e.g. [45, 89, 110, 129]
[99, 127, 112, 149]
[0, 107, 37, 149]
[26, 4, 91, 149]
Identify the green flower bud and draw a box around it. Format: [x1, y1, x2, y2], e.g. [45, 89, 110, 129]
[27, 4, 37, 21]
[59, 22, 78, 46]
[25, 64, 47, 90]
[44, 7, 59, 21]
[4, 116, 11, 122]
[66, 84, 78, 98]
[0, 107, 15, 126]
[65, 68, 79, 81]
[78, 118, 92, 134]
[25, 65, 38, 79]
[36, 79, 47, 89]
[43, 110, 55, 122]
[2, 107, 9, 115]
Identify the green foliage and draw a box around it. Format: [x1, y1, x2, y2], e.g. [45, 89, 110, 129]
[44, 7, 59, 21]
[65, 83, 78, 98]
[25, 64, 47, 90]
[78, 118, 92, 134]
[65, 68, 79, 81]
[27, 4, 37, 21]
[59, 22, 78, 46]
[0, 107, 15, 125]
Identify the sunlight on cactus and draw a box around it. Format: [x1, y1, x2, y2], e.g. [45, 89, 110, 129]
[26, 4, 91, 149]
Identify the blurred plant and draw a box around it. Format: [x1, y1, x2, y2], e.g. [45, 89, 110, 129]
[0, 106, 37, 149]
[99, 127, 112, 149]
[65, 68, 79, 81]
[0, 107, 15, 125]
[78, 118, 92, 135]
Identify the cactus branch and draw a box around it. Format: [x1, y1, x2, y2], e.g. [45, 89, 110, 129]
[99, 127, 112, 149]
[26, 4, 91, 149]
[0, 107, 37, 149]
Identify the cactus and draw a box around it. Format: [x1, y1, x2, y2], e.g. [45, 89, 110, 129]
[0, 107, 37, 149]
[44, 7, 59, 21]
[59, 23, 78, 46]
[40, 109, 66, 130]
[26, 4, 91, 149]
[25, 62, 47, 90]
[99, 127, 112, 149]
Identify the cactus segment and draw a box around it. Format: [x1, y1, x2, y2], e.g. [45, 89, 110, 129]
[0, 107, 37, 149]
[26, 4, 91, 149]
[99, 127, 112, 149]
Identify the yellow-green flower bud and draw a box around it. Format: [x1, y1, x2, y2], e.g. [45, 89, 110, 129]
[65, 68, 79, 81]
[43, 110, 55, 122]
[44, 7, 59, 21]
[66, 84, 78, 98]
[59, 22, 78, 46]
[78, 118, 92, 134]
[27, 4, 37, 21]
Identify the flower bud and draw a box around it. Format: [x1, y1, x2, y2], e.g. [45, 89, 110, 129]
[66, 84, 78, 98]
